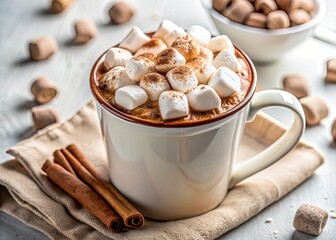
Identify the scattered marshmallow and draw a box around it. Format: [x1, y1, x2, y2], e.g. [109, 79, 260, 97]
[119, 27, 150, 53]
[207, 35, 234, 53]
[213, 49, 242, 73]
[166, 66, 198, 93]
[159, 91, 189, 120]
[187, 25, 211, 47]
[198, 46, 214, 63]
[332, 119, 336, 142]
[163, 27, 186, 47]
[325, 58, 336, 83]
[135, 38, 167, 56]
[29, 36, 58, 61]
[104, 47, 133, 70]
[139, 73, 171, 100]
[125, 56, 156, 82]
[100, 66, 135, 92]
[115, 85, 148, 110]
[186, 85, 221, 112]
[187, 57, 216, 84]
[152, 19, 179, 39]
[171, 35, 200, 61]
[73, 19, 97, 44]
[208, 67, 241, 97]
[300, 96, 329, 126]
[155, 48, 186, 73]
[283, 74, 309, 99]
[108, 2, 134, 25]
[32, 107, 60, 130]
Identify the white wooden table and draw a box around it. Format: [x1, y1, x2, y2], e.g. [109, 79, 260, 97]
[0, 0, 335, 239]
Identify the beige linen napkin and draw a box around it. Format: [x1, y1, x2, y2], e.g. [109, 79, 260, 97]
[0, 100, 324, 240]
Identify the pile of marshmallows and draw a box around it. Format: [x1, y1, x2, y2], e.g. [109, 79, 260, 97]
[100, 20, 244, 121]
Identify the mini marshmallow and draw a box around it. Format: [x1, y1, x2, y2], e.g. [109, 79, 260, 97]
[100, 66, 135, 92]
[187, 57, 216, 84]
[159, 90, 189, 120]
[155, 48, 186, 73]
[135, 38, 167, 56]
[208, 67, 241, 97]
[186, 85, 221, 112]
[119, 27, 150, 53]
[152, 19, 179, 39]
[139, 73, 171, 100]
[198, 46, 214, 62]
[163, 27, 186, 47]
[115, 85, 148, 110]
[213, 49, 242, 73]
[104, 47, 133, 70]
[166, 66, 198, 93]
[207, 35, 234, 53]
[171, 35, 200, 61]
[137, 52, 156, 61]
[187, 25, 211, 47]
[125, 56, 156, 82]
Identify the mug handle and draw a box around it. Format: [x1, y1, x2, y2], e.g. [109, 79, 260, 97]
[229, 90, 306, 188]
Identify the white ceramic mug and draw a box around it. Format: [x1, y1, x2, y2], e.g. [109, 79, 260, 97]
[90, 45, 305, 221]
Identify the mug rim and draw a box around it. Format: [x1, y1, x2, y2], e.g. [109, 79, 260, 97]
[90, 33, 257, 128]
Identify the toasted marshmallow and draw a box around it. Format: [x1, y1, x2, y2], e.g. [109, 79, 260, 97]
[137, 52, 156, 61]
[198, 46, 214, 63]
[104, 47, 133, 70]
[186, 85, 221, 112]
[135, 38, 167, 56]
[119, 27, 151, 53]
[166, 66, 198, 93]
[153, 19, 179, 39]
[125, 56, 156, 82]
[159, 90, 189, 120]
[155, 48, 186, 73]
[207, 35, 234, 53]
[187, 25, 211, 47]
[99, 66, 135, 92]
[208, 67, 241, 97]
[212, 49, 242, 73]
[115, 85, 148, 110]
[187, 57, 216, 84]
[163, 27, 186, 47]
[171, 35, 200, 61]
[139, 73, 171, 100]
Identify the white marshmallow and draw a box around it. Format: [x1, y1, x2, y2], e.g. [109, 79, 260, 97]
[155, 48, 186, 73]
[187, 57, 216, 84]
[166, 66, 198, 93]
[125, 56, 156, 82]
[115, 85, 148, 110]
[212, 49, 242, 73]
[186, 85, 221, 112]
[198, 46, 214, 63]
[208, 67, 241, 97]
[99, 66, 135, 92]
[135, 38, 167, 57]
[104, 47, 133, 70]
[207, 35, 234, 53]
[152, 19, 179, 39]
[187, 25, 211, 47]
[119, 27, 151, 53]
[139, 73, 171, 101]
[159, 90, 189, 120]
[163, 27, 186, 47]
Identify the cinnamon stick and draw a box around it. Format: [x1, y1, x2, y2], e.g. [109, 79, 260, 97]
[66, 144, 144, 228]
[41, 159, 123, 231]
[53, 149, 76, 176]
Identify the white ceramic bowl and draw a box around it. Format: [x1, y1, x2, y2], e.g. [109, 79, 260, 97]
[202, 0, 326, 63]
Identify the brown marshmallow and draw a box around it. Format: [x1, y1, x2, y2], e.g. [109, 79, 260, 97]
[31, 77, 58, 104]
[212, 0, 231, 12]
[325, 58, 336, 83]
[223, 0, 255, 23]
[300, 96, 329, 126]
[293, 204, 328, 236]
[137, 52, 156, 62]
[51, 0, 73, 13]
[108, 2, 134, 25]
[245, 12, 267, 28]
[74, 19, 97, 44]
[282, 74, 309, 99]
[32, 107, 60, 130]
[29, 36, 58, 61]
[171, 35, 200, 61]
[332, 119, 336, 142]
[267, 10, 290, 29]
[255, 0, 278, 15]
[135, 38, 167, 57]
[289, 9, 311, 26]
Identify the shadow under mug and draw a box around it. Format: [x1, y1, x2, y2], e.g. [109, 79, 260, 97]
[90, 41, 306, 221]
